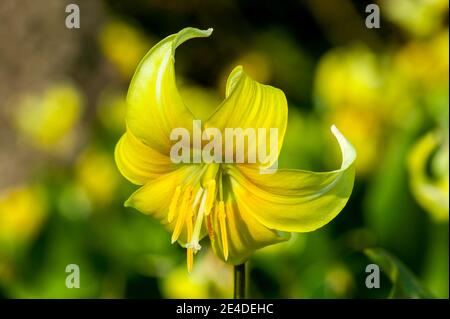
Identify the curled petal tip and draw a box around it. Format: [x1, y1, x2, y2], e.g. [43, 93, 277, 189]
[330, 124, 357, 168]
[171, 27, 215, 50]
[124, 199, 132, 208]
[188, 27, 213, 37]
[330, 124, 339, 135]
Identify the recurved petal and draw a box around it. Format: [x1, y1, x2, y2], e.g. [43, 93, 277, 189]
[227, 125, 356, 232]
[115, 130, 175, 185]
[126, 27, 213, 153]
[209, 196, 290, 265]
[205, 66, 288, 169]
[124, 164, 202, 219]
[124, 164, 208, 244]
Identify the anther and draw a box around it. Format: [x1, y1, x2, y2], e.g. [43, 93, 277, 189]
[171, 186, 192, 243]
[204, 180, 216, 216]
[219, 201, 228, 261]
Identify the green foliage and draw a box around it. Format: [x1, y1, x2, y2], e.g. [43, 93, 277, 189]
[365, 248, 434, 299]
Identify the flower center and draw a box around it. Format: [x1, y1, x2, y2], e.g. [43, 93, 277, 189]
[168, 163, 229, 272]
[186, 179, 215, 252]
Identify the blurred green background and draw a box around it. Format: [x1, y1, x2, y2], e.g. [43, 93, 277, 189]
[0, 0, 448, 298]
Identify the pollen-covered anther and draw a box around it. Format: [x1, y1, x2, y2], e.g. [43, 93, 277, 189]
[187, 246, 194, 273]
[186, 211, 194, 273]
[171, 186, 193, 243]
[219, 201, 229, 261]
[204, 180, 216, 216]
[206, 209, 215, 240]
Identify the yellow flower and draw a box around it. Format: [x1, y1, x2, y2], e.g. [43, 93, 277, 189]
[0, 185, 47, 249]
[162, 250, 232, 298]
[115, 28, 356, 271]
[408, 131, 449, 222]
[14, 83, 84, 152]
[96, 90, 127, 135]
[98, 19, 153, 79]
[76, 148, 120, 206]
[381, 0, 448, 38]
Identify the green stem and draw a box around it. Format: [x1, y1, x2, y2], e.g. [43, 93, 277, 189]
[233, 263, 247, 299]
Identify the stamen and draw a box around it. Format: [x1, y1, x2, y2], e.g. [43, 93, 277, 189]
[171, 186, 192, 243]
[204, 180, 216, 216]
[219, 201, 228, 261]
[168, 186, 181, 223]
[219, 171, 223, 200]
[192, 187, 204, 210]
[186, 212, 194, 273]
[186, 189, 207, 253]
[187, 244, 194, 273]
[206, 207, 215, 240]
[186, 188, 202, 273]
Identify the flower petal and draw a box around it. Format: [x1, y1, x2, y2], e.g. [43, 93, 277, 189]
[125, 165, 201, 220]
[205, 66, 288, 169]
[115, 130, 175, 185]
[227, 125, 356, 232]
[126, 27, 213, 153]
[124, 164, 207, 244]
